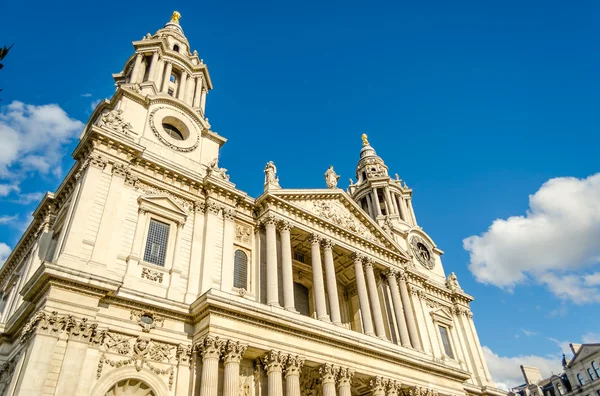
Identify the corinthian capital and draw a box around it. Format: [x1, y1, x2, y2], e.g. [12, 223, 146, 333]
[351, 252, 365, 263]
[338, 367, 355, 387]
[262, 350, 287, 374]
[277, 220, 292, 232]
[320, 238, 334, 250]
[319, 363, 338, 383]
[199, 335, 223, 360]
[223, 340, 248, 363]
[262, 214, 278, 227]
[370, 376, 387, 395]
[308, 233, 321, 245]
[284, 355, 305, 378]
[384, 269, 398, 280]
[388, 380, 401, 396]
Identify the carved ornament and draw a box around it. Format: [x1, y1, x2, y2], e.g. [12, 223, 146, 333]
[410, 235, 435, 270]
[130, 309, 165, 333]
[141, 268, 164, 283]
[235, 224, 251, 243]
[98, 109, 133, 135]
[312, 201, 377, 243]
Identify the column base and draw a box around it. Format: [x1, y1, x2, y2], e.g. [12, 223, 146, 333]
[268, 302, 282, 308]
[318, 316, 331, 322]
[284, 307, 299, 313]
[365, 332, 376, 337]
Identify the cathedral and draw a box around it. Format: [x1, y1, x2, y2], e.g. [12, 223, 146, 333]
[0, 12, 505, 396]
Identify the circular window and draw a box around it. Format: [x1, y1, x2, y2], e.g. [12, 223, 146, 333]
[140, 314, 154, 325]
[149, 107, 200, 152]
[162, 123, 184, 140]
[410, 235, 435, 270]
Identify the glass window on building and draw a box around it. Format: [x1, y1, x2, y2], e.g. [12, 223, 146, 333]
[143, 219, 170, 266]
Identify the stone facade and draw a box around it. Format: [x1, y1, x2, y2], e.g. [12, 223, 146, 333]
[0, 11, 505, 396]
[510, 344, 600, 396]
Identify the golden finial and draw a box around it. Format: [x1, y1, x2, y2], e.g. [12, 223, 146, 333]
[170, 11, 181, 24]
[361, 133, 369, 146]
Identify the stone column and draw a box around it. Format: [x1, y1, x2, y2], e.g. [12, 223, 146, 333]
[384, 188, 396, 215]
[352, 253, 374, 336]
[399, 197, 410, 224]
[320, 364, 338, 396]
[385, 270, 411, 347]
[199, 336, 222, 396]
[264, 215, 279, 306]
[200, 88, 208, 113]
[309, 234, 329, 321]
[371, 189, 382, 216]
[391, 194, 401, 218]
[279, 221, 295, 311]
[223, 340, 248, 396]
[263, 351, 286, 396]
[148, 51, 159, 84]
[397, 270, 422, 350]
[285, 355, 305, 396]
[178, 70, 188, 100]
[370, 377, 386, 396]
[193, 76, 203, 107]
[338, 367, 354, 396]
[407, 197, 417, 225]
[162, 61, 173, 93]
[322, 239, 341, 325]
[130, 53, 143, 83]
[387, 380, 400, 396]
[364, 259, 386, 338]
[365, 194, 375, 218]
[155, 57, 165, 89]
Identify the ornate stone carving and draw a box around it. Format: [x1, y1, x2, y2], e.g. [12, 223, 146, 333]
[149, 107, 200, 152]
[370, 376, 387, 394]
[223, 207, 236, 221]
[176, 344, 192, 364]
[446, 272, 462, 291]
[285, 355, 305, 377]
[308, 233, 321, 245]
[194, 200, 206, 213]
[223, 340, 247, 363]
[362, 257, 374, 270]
[20, 310, 101, 344]
[337, 367, 354, 387]
[205, 200, 222, 215]
[111, 162, 131, 178]
[141, 267, 164, 283]
[410, 235, 435, 270]
[262, 214, 278, 227]
[89, 152, 108, 170]
[387, 380, 401, 396]
[312, 201, 376, 242]
[235, 224, 251, 243]
[207, 158, 230, 181]
[98, 109, 133, 135]
[320, 238, 334, 250]
[324, 166, 340, 189]
[277, 220, 292, 233]
[264, 161, 280, 190]
[135, 182, 192, 211]
[130, 309, 164, 333]
[0, 354, 19, 396]
[300, 367, 321, 396]
[318, 363, 337, 382]
[262, 350, 286, 374]
[198, 335, 223, 360]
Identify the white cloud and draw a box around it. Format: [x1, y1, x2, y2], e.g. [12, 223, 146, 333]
[483, 346, 563, 390]
[10, 191, 45, 205]
[522, 329, 538, 337]
[80, 93, 92, 97]
[582, 332, 600, 343]
[464, 173, 600, 304]
[90, 99, 101, 111]
[0, 243, 11, 266]
[0, 215, 17, 225]
[0, 183, 19, 197]
[0, 101, 83, 179]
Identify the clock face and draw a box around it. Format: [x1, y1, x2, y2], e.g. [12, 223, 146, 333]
[410, 236, 435, 270]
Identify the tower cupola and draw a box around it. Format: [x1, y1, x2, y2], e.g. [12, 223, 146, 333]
[348, 134, 417, 228]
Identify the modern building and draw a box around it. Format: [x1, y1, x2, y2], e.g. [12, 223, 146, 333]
[0, 12, 505, 396]
[510, 344, 600, 396]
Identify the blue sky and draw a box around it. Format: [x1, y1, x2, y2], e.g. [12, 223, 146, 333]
[1, 0, 599, 387]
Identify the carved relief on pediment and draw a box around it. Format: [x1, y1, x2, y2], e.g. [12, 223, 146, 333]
[293, 199, 378, 244]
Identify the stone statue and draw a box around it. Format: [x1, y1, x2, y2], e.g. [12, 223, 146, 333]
[395, 173, 400, 181]
[362, 133, 369, 146]
[193, 50, 198, 57]
[403, 181, 408, 189]
[446, 272, 461, 291]
[324, 166, 339, 189]
[98, 109, 133, 135]
[264, 161, 280, 190]
[348, 178, 354, 187]
[207, 158, 230, 181]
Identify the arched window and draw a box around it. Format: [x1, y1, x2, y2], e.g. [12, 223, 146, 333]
[556, 382, 565, 395]
[577, 373, 585, 386]
[170, 74, 176, 83]
[105, 379, 156, 396]
[173, 44, 180, 52]
[234, 250, 248, 289]
[588, 368, 596, 381]
[593, 361, 600, 378]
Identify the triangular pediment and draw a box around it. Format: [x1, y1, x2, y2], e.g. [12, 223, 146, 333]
[138, 194, 188, 224]
[570, 344, 600, 365]
[267, 189, 410, 260]
[431, 307, 453, 321]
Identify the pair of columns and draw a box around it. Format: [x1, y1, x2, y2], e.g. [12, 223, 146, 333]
[352, 253, 387, 339]
[263, 215, 342, 325]
[261, 352, 354, 396]
[383, 269, 422, 350]
[197, 336, 248, 396]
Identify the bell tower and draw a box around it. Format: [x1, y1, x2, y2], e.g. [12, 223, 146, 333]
[348, 134, 417, 230]
[90, 11, 227, 177]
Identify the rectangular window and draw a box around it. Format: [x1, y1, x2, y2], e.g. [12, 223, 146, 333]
[439, 325, 454, 359]
[294, 282, 310, 317]
[293, 252, 305, 263]
[143, 219, 170, 266]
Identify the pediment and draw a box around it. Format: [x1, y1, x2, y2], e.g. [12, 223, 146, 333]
[139, 195, 188, 223]
[431, 307, 453, 322]
[268, 189, 410, 260]
[570, 344, 600, 365]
